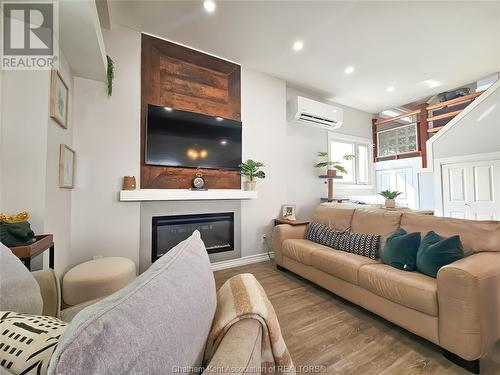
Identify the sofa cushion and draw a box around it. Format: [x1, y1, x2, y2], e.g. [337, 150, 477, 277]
[359, 264, 438, 316]
[381, 228, 421, 271]
[305, 222, 345, 249]
[339, 232, 380, 260]
[416, 231, 464, 278]
[311, 248, 378, 285]
[0, 311, 67, 375]
[313, 206, 355, 231]
[48, 230, 216, 375]
[0, 244, 43, 315]
[351, 209, 403, 250]
[401, 213, 500, 255]
[282, 239, 327, 266]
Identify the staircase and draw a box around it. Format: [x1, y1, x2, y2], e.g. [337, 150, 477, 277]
[372, 91, 485, 168]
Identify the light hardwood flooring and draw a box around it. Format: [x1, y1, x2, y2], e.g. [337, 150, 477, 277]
[214, 260, 500, 375]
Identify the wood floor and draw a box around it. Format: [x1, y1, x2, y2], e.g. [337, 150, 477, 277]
[214, 260, 500, 375]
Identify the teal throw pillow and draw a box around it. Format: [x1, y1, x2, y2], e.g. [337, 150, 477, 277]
[416, 231, 464, 278]
[381, 228, 421, 271]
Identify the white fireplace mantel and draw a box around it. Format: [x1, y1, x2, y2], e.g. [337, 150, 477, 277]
[119, 189, 258, 202]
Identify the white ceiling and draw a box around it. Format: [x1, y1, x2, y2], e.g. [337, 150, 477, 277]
[108, 1, 500, 113]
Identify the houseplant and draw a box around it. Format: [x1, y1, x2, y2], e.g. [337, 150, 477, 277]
[378, 190, 402, 208]
[314, 151, 354, 176]
[239, 159, 265, 191]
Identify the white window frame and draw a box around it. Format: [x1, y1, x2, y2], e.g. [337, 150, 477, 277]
[327, 133, 374, 188]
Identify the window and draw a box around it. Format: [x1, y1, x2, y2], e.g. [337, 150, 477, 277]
[329, 135, 372, 185]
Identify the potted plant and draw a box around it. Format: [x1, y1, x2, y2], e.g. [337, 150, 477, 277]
[239, 159, 265, 191]
[378, 190, 402, 208]
[314, 151, 354, 176]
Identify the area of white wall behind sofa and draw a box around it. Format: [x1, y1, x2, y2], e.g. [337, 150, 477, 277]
[285, 87, 375, 219]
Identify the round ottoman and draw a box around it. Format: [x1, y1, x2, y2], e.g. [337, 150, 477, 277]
[62, 257, 136, 306]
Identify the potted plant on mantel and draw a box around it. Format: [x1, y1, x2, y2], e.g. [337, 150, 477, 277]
[378, 190, 403, 208]
[239, 159, 265, 191]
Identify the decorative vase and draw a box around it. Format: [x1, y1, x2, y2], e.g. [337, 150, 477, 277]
[385, 198, 396, 208]
[244, 181, 257, 191]
[122, 176, 136, 190]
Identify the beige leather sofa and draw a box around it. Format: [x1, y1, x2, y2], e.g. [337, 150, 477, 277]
[273, 205, 500, 373]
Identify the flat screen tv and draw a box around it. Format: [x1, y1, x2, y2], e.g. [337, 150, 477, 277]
[145, 104, 242, 170]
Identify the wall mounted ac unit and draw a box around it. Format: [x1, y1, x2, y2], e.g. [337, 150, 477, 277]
[287, 96, 343, 130]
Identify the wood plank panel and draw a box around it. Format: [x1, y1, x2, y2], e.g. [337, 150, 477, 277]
[141, 34, 241, 189]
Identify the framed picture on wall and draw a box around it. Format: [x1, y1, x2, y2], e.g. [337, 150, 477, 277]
[59, 144, 75, 188]
[50, 70, 69, 129]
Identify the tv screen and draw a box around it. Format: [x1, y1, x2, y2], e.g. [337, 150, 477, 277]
[145, 104, 242, 170]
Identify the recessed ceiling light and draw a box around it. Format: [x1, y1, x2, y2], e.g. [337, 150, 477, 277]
[423, 79, 442, 88]
[220, 139, 227, 145]
[344, 66, 354, 74]
[203, 0, 216, 13]
[215, 116, 223, 121]
[293, 40, 304, 51]
[386, 86, 395, 92]
[164, 107, 173, 111]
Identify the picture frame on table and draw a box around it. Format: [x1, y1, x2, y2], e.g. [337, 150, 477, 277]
[281, 204, 297, 220]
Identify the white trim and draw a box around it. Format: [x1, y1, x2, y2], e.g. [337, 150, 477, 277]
[210, 252, 274, 271]
[425, 80, 500, 172]
[120, 189, 258, 202]
[328, 133, 374, 186]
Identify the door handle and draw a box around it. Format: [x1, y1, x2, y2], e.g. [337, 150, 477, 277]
[465, 203, 471, 207]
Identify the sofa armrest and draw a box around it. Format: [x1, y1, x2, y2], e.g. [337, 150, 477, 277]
[204, 319, 262, 374]
[272, 224, 307, 265]
[31, 269, 61, 318]
[60, 297, 102, 322]
[437, 251, 500, 360]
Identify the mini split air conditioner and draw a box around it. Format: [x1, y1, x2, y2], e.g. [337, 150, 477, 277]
[287, 96, 343, 130]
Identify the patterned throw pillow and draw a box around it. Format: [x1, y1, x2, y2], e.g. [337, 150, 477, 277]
[339, 232, 380, 260]
[0, 311, 67, 375]
[305, 222, 345, 249]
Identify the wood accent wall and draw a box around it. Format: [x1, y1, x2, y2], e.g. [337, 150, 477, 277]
[141, 34, 241, 189]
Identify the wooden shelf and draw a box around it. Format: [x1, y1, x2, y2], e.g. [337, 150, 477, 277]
[427, 109, 462, 122]
[374, 110, 420, 126]
[426, 91, 484, 111]
[119, 189, 258, 202]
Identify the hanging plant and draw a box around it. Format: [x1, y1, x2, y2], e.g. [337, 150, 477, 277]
[106, 55, 114, 96]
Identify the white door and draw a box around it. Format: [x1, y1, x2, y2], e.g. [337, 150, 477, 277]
[376, 167, 415, 207]
[442, 159, 500, 220]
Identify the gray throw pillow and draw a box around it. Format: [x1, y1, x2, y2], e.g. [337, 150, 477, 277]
[48, 230, 216, 375]
[0, 243, 43, 314]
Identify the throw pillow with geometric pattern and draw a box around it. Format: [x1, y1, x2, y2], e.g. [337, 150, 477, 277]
[0, 311, 67, 375]
[305, 222, 346, 250]
[339, 231, 380, 260]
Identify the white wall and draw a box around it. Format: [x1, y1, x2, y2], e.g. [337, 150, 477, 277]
[240, 68, 288, 257]
[285, 87, 375, 219]
[69, 26, 141, 272]
[432, 82, 500, 159]
[44, 52, 74, 271]
[0, 51, 75, 272]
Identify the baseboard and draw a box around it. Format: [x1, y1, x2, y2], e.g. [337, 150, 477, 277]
[210, 252, 274, 271]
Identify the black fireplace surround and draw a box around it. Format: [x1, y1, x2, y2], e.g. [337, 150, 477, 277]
[152, 212, 234, 262]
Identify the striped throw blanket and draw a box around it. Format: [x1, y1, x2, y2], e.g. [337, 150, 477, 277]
[205, 273, 295, 374]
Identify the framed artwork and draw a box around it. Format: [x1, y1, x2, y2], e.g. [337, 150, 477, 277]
[281, 204, 297, 220]
[59, 144, 75, 188]
[50, 70, 69, 128]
